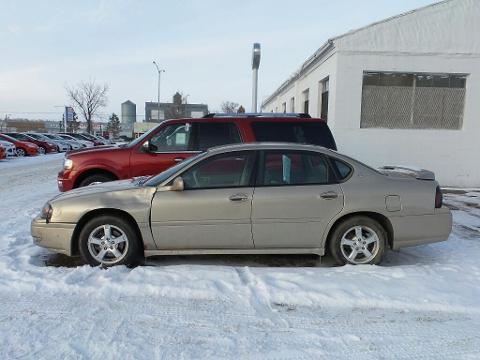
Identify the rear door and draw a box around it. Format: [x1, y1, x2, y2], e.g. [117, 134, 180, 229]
[252, 149, 344, 249]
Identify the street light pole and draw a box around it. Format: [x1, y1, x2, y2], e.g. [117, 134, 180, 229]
[152, 61, 165, 122]
[251, 43, 261, 113]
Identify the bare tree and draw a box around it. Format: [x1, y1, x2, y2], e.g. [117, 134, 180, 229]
[66, 80, 109, 134]
[220, 101, 239, 113]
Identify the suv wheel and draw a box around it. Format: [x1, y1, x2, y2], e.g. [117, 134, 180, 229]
[329, 216, 386, 265]
[79, 173, 115, 187]
[79, 215, 141, 267]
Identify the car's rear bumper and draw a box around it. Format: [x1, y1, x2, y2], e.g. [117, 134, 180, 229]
[390, 206, 452, 250]
[31, 218, 75, 256]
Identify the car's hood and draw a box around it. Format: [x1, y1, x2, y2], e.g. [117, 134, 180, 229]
[68, 144, 117, 155]
[51, 179, 141, 202]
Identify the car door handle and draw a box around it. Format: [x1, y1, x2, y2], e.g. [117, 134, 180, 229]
[173, 157, 185, 163]
[229, 194, 248, 202]
[320, 191, 338, 199]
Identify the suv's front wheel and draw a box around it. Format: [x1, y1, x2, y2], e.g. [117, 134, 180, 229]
[78, 215, 141, 267]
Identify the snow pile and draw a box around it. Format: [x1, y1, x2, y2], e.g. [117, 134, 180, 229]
[0, 156, 479, 359]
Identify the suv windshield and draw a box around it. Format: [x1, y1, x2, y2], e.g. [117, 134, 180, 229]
[127, 123, 162, 148]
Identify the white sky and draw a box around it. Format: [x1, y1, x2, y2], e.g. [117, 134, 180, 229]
[0, 0, 436, 122]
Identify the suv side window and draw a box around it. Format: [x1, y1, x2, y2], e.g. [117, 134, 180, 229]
[149, 123, 192, 152]
[258, 150, 334, 186]
[195, 122, 241, 151]
[251, 121, 337, 150]
[181, 151, 255, 190]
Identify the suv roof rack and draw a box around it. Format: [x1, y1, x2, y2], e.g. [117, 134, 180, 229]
[202, 112, 311, 119]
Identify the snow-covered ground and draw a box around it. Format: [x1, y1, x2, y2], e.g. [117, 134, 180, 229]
[0, 155, 479, 359]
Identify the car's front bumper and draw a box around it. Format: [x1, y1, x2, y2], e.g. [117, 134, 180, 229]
[31, 217, 75, 256]
[57, 169, 76, 192]
[390, 206, 453, 250]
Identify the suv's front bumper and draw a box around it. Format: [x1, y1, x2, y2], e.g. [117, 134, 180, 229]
[31, 217, 75, 256]
[57, 169, 76, 192]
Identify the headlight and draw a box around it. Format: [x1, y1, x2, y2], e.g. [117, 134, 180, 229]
[63, 158, 73, 170]
[40, 203, 53, 222]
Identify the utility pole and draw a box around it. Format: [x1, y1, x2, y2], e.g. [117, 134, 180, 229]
[152, 61, 165, 121]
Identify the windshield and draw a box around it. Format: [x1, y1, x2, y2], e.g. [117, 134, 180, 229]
[27, 133, 47, 141]
[144, 153, 205, 186]
[127, 123, 162, 148]
[8, 133, 29, 141]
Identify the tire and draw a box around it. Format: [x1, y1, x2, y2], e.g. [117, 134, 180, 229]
[329, 216, 387, 265]
[79, 173, 115, 187]
[38, 146, 46, 155]
[16, 148, 26, 157]
[78, 215, 142, 267]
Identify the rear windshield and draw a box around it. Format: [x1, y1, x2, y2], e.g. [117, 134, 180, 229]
[251, 121, 336, 150]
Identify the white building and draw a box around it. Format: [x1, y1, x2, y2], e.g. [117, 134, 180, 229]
[262, 0, 480, 187]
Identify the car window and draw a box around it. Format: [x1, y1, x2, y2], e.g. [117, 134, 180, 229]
[181, 151, 255, 190]
[149, 123, 192, 152]
[332, 158, 353, 180]
[259, 151, 333, 186]
[251, 121, 336, 150]
[195, 123, 241, 150]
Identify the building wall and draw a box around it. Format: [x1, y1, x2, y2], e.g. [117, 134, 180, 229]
[333, 51, 480, 187]
[262, 52, 338, 120]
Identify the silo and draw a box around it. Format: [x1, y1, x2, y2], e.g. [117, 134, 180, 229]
[121, 100, 136, 126]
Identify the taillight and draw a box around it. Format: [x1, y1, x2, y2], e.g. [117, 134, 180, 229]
[435, 186, 443, 208]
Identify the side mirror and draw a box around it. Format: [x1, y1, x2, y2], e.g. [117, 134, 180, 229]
[142, 140, 157, 153]
[170, 177, 184, 191]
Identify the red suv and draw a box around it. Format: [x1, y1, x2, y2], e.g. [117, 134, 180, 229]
[58, 114, 336, 191]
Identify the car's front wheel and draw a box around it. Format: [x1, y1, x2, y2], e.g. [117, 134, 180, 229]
[78, 215, 142, 267]
[329, 216, 386, 265]
[38, 146, 46, 155]
[16, 148, 26, 157]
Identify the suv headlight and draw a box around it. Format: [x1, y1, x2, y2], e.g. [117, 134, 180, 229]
[40, 203, 53, 222]
[63, 158, 73, 170]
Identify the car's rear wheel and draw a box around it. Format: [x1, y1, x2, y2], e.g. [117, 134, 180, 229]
[38, 146, 46, 155]
[16, 148, 26, 157]
[79, 173, 115, 187]
[329, 216, 386, 265]
[79, 215, 141, 267]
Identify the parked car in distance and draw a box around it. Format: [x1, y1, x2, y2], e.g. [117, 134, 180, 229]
[5, 132, 57, 154]
[33, 142, 452, 267]
[41, 133, 82, 151]
[24, 132, 68, 153]
[60, 133, 104, 146]
[0, 140, 17, 157]
[57, 134, 94, 148]
[57, 113, 337, 191]
[0, 133, 39, 156]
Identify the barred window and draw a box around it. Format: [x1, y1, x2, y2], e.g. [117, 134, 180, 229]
[360, 71, 467, 129]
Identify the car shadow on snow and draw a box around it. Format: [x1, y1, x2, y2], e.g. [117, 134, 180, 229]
[38, 252, 338, 268]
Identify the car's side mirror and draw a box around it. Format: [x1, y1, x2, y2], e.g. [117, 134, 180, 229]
[142, 140, 157, 153]
[170, 177, 184, 191]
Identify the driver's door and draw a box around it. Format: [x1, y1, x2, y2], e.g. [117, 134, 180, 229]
[150, 151, 256, 249]
[129, 121, 199, 177]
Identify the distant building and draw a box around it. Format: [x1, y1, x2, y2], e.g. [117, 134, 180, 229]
[145, 92, 208, 122]
[4, 119, 47, 132]
[121, 100, 136, 126]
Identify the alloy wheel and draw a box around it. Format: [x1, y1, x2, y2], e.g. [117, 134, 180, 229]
[340, 225, 380, 264]
[87, 224, 129, 265]
[16, 148, 25, 157]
